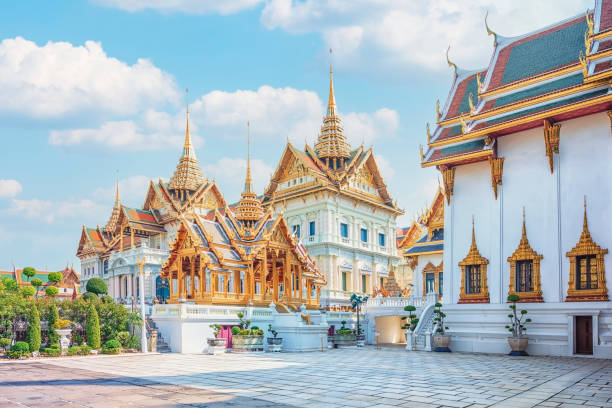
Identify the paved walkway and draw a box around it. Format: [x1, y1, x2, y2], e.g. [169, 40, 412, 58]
[1, 348, 610, 407]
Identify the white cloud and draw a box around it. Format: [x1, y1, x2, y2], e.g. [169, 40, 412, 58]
[204, 157, 274, 202]
[261, 0, 592, 71]
[0, 37, 178, 118]
[0, 180, 22, 198]
[7, 198, 104, 224]
[95, 0, 263, 14]
[344, 108, 399, 146]
[92, 175, 157, 207]
[374, 154, 395, 182]
[48, 109, 199, 150]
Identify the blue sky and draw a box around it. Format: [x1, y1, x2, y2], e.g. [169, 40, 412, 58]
[0, 0, 591, 270]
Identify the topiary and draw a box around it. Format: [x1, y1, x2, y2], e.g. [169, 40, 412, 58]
[21, 286, 36, 298]
[47, 305, 60, 345]
[82, 292, 98, 301]
[48, 271, 63, 285]
[231, 326, 240, 336]
[31, 278, 43, 296]
[45, 286, 59, 297]
[86, 278, 108, 295]
[7, 341, 29, 359]
[26, 307, 41, 353]
[102, 339, 121, 354]
[86, 303, 101, 349]
[101, 295, 113, 304]
[115, 331, 131, 348]
[22, 267, 36, 282]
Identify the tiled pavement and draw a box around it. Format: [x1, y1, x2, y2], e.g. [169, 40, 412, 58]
[1, 348, 611, 407]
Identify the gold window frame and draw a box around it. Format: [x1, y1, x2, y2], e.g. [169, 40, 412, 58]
[566, 199, 609, 302]
[422, 261, 443, 297]
[507, 210, 543, 302]
[459, 220, 490, 304]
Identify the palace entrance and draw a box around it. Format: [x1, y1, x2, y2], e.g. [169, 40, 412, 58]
[374, 316, 406, 345]
[575, 316, 593, 355]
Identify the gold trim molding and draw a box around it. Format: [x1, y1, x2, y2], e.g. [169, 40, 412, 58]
[488, 157, 504, 199]
[458, 219, 490, 304]
[507, 209, 543, 302]
[441, 167, 455, 205]
[543, 120, 560, 174]
[566, 198, 609, 302]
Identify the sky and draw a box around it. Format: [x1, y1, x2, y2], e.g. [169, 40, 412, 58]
[0, 0, 592, 271]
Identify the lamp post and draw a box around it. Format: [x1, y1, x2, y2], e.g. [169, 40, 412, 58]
[350, 293, 368, 336]
[138, 257, 148, 354]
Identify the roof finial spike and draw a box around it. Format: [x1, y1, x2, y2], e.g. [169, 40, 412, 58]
[115, 169, 120, 204]
[182, 87, 195, 159]
[485, 11, 498, 47]
[244, 121, 252, 193]
[471, 215, 476, 247]
[583, 195, 588, 233]
[327, 48, 336, 116]
[522, 206, 527, 238]
[446, 45, 458, 76]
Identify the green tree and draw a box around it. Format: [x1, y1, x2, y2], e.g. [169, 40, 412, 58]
[45, 286, 59, 297]
[2, 278, 19, 293]
[86, 278, 108, 295]
[48, 272, 63, 285]
[126, 312, 143, 337]
[21, 286, 35, 298]
[31, 278, 43, 297]
[26, 307, 41, 353]
[22, 267, 36, 282]
[86, 303, 101, 349]
[47, 305, 60, 345]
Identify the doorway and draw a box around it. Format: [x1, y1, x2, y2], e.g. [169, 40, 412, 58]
[575, 316, 593, 355]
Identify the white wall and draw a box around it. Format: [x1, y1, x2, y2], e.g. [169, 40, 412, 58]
[375, 316, 406, 344]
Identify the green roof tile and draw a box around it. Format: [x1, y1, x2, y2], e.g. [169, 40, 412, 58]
[494, 74, 584, 108]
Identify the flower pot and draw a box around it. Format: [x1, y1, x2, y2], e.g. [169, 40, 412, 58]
[332, 333, 356, 348]
[356, 334, 366, 347]
[507, 336, 529, 356]
[207, 337, 227, 355]
[55, 328, 72, 353]
[433, 334, 451, 352]
[231, 335, 264, 352]
[267, 337, 283, 352]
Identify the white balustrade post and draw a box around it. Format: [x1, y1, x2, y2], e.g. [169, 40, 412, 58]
[138, 258, 148, 354]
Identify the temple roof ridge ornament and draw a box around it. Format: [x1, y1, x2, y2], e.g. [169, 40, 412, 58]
[236, 121, 264, 227]
[485, 11, 498, 47]
[313, 50, 351, 166]
[105, 177, 122, 233]
[168, 89, 206, 193]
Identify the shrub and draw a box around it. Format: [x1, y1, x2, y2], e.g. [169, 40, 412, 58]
[127, 336, 140, 350]
[250, 325, 259, 331]
[102, 339, 121, 354]
[101, 295, 113, 303]
[86, 278, 108, 295]
[337, 328, 353, 335]
[43, 347, 61, 357]
[45, 286, 59, 297]
[67, 346, 80, 356]
[22, 267, 36, 281]
[210, 324, 222, 338]
[506, 294, 531, 337]
[230, 326, 240, 336]
[0, 338, 11, 348]
[432, 302, 449, 335]
[268, 324, 278, 338]
[401, 305, 419, 332]
[27, 307, 41, 352]
[49, 343, 60, 349]
[82, 292, 98, 301]
[48, 272, 63, 284]
[21, 286, 36, 297]
[47, 305, 60, 345]
[7, 341, 29, 358]
[72, 333, 84, 346]
[31, 278, 43, 295]
[115, 331, 131, 348]
[79, 345, 92, 355]
[86, 303, 101, 349]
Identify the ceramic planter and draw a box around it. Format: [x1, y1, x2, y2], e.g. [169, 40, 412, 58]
[507, 336, 529, 356]
[333, 333, 356, 348]
[231, 335, 264, 352]
[207, 337, 227, 355]
[267, 337, 283, 352]
[433, 334, 451, 352]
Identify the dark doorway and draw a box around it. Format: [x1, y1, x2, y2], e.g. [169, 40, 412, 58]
[575, 316, 593, 355]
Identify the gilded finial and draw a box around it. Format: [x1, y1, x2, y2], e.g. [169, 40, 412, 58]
[485, 11, 498, 47]
[446, 45, 457, 76]
[476, 73, 483, 94]
[468, 92, 475, 113]
[115, 169, 120, 204]
[436, 99, 441, 122]
[245, 121, 252, 192]
[426, 123, 431, 143]
[471, 216, 476, 247]
[522, 207, 527, 238]
[585, 30, 591, 56]
[586, 10, 594, 36]
[583, 195, 589, 234]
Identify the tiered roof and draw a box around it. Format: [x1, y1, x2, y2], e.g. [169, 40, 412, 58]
[423, 1, 612, 168]
[235, 134, 264, 226]
[404, 188, 444, 257]
[168, 109, 205, 193]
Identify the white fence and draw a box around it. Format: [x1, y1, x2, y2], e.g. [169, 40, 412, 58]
[152, 303, 273, 321]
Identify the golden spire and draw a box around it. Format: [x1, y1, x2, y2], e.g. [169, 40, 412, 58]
[115, 176, 120, 205]
[106, 174, 122, 232]
[582, 195, 590, 237]
[314, 49, 351, 168]
[236, 121, 264, 227]
[471, 216, 477, 248]
[168, 88, 205, 193]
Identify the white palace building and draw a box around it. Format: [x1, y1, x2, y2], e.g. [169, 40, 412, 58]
[421, 1, 612, 358]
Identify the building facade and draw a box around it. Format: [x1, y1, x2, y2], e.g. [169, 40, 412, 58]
[263, 67, 403, 308]
[0, 266, 80, 299]
[77, 110, 227, 305]
[421, 1, 612, 357]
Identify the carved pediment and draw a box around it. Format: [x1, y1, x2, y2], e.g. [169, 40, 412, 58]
[279, 157, 307, 182]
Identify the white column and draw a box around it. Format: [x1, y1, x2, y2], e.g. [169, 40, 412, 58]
[127, 274, 133, 299]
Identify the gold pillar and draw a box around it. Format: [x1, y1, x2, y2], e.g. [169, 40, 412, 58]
[130, 228, 135, 248]
[120, 225, 124, 252]
[273, 252, 279, 303]
[190, 257, 195, 297]
[284, 251, 291, 301]
[299, 265, 303, 301]
[168, 271, 174, 299]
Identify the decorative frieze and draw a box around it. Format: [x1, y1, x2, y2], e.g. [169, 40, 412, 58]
[543, 120, 560, 174]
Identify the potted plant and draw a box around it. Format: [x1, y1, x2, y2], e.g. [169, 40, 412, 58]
[267, 324, 283, 352]
[432, 302, 450, 352]
[401, 305, 419, 351]
[506, 294, 531, 356]
[231, 312, 264, 352]
[332, 320, 356, 348]
[207, 324, 227, 355]
[350, 294, 368, 347]
[53, 319, 72, 353]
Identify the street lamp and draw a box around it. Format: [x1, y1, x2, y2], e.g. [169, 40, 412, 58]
[350, 293, 368, 336]
[138, 257, 148, 354]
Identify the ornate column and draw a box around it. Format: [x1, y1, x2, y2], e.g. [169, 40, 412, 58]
[284, 251, 291, 301]
[273, 251, 279, 303]
[298, 265, 303, 301]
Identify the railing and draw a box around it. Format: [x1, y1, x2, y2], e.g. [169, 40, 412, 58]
[322, 289, 354, 300]
[152, 303, 274, 321]
[364, 293, 438, 310]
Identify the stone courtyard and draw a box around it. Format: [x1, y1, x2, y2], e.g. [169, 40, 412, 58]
[1, 348, 611, 408]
